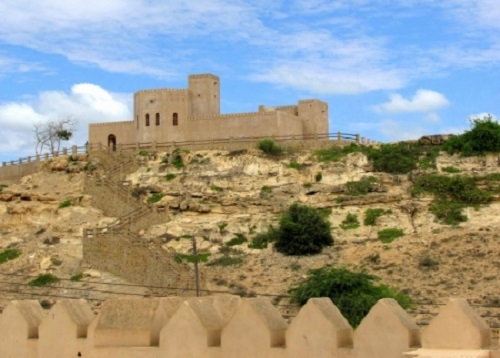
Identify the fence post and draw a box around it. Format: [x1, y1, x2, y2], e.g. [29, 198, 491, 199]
[356, 134, 360, 143]
[44, 153, 49, 161]
[72, 145, 77, 155]
[63, 148, 67, 156]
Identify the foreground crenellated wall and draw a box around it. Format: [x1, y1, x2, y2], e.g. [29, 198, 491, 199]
[0, 296, 497, 358]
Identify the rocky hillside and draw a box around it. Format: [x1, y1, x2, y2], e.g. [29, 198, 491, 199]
[0, 147, 499, 327]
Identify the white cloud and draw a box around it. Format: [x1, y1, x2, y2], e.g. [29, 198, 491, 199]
[373, 89, 449, 113]
[0, 84, 131, 157]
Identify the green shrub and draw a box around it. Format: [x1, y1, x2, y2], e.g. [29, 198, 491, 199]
[210, 185, 224, 192]
[287, 161, 303, 170]
[70, 272, 84, 281]
[138, 150, 149, 156]
[274, 203, 333, 255]
[171, 154, 185, 169]
[363, 208, 387, 226]
[226, 233, 247, 246]
[340, 213, 360, 230]
[315, 172, 323, 182]
[430, 200, 467, 225]
[257, 139, 283, 156]
[58, 200, 72, 209]
[260, 186, 273, 199]
[441, 166, 460, 173]
[378, 228, 404, 243]
[176, 252, 211, 264]
[0, 248, 21, 264]
[303, 182, 313, 189]
[29, 274, 60, 287]
[218, 222, 228, 234]
[418, 252, 439, 270]
[366, 143, 419, 174]
[289, 267, 412, 326]
[248, 226, 279, 249]
[207, 255, 243, 266]
[0, 184, 8, 192]
[346, 176, 378, 196]
[147, 193, 164, 204]
[165, 173, 176, 181]
[443, 115, 500, 155]
[315, 143, 362, 162]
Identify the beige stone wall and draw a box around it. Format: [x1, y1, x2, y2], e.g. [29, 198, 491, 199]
[0, 296, 497, 358]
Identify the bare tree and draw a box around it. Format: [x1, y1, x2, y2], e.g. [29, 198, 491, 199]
[34, 116, 78, 155]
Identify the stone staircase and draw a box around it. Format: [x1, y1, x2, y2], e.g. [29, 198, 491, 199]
[83, 150, 200, 296]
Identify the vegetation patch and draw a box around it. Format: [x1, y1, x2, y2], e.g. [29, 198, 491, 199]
[210, 185, 224, 192]
[0, 248, 21, 264]
[260, 185, 273, 199]
[315, 143, 362, 162]
[286, 161, 303, 170]
[147, 193, 165, 204]
[340, 213, 360, 230]
[58, 199, 72, 209]
[207, 255, 243, 266]
[443, 115, 500, 156]
[315, 172, 323, 182]
[248, 226, 279, 249]
[226, 233, 248, 246]
[0, 184, 8, 191]
[363, 208, 390, 226]
[378, 228, 404, 243]
[273, 203, 333, 256]
[346, 176, 378, 196]
[70, 272, 84, 282]
[138, 150, 149, 156]
[289, 267, 412, 326]
[257, 139, 283, 156]
[165, 173, 176, 181]
[418, 252, 439, 270]
[176, 252, 211, 264]
[441, 166, 461, 173]
[29, 274, 60, 287]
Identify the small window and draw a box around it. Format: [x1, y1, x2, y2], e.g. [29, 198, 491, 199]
[156, 113, 160, 126]
[145, 114, 150, 126]
[173, 113, 178, 126]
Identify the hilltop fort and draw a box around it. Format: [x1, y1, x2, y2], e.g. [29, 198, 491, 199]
[89, 73, 329, 149]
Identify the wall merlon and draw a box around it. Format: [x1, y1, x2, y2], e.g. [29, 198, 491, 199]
[1, 296, 497, 357]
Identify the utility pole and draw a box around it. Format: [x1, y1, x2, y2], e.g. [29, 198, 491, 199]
[192, 236, 200, 297]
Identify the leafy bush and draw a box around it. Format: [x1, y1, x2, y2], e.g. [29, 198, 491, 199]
[210, 185, 224, 192]
[378, 228, 404, 243]
[147, 193, 164, 204]
[315, 172, 323, 182]
[0, 184, 8, 192]
[260, 185, 273, 199]
[441, 166, 460, 173]
[346, 176, 378, 196]
[257, 139, 283, 156]
[289, 267, 412, 326]
[165, 173, 176, 181]
[171, 154, 184, 169]
[443, 115, 500, 155]
[58, 200, 72, 209]
[412, 174, 491, 204]
[429, 200, 467, 225]
[287, 161, 303, 170]
[315, 143, 362, 162]
[226, 233, 247, 246]
[29, 274, 60, 287]
[138, 150, 149, 156]
[176, 252, 211, 264]
[366, 143, 419, 174]
[207, 255, 243, 266]
[418, 252, 439, 270]
[218, 222, 228, 234]
[70, 272, 84, 281]
[274, 203, 333, 256]
[248, 226, 279, 249]
[0, 248, 21, 264]
[363, 208, 387, 226]
[340, 213, 360, 230]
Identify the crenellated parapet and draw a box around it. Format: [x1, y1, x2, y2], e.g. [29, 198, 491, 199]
[0, 296, 497, 358]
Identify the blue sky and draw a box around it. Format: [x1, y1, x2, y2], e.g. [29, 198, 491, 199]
[0, 0, 499, 162]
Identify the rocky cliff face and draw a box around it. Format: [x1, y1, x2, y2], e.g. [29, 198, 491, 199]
[0, 149, 499, 326]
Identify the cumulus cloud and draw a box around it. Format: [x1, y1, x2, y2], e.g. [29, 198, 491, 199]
[0, 84, 131, 159]
[373, 89, 449, 113]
